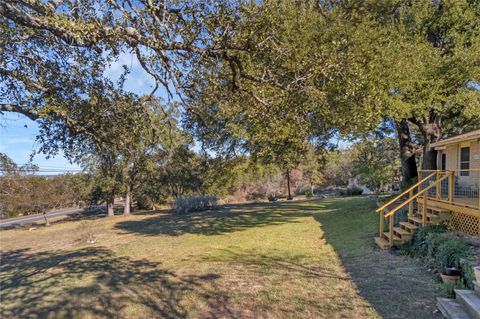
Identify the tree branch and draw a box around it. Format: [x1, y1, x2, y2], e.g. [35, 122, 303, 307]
[0, 104, 39, 120]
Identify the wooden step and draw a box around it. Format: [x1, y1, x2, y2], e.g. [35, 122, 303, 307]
[437, 297, 473, 319]
[455, 289, 480, 319]
[383, 232, 404, 245]
[374, 236, 390, 249]
[393, 227, 412, 239]
[428, 204, 450, 213]
[400, 222, 417, 232]
[417, 211, 440, 220]
[418, 212, 440, 223]
[408, 216, 425, 225]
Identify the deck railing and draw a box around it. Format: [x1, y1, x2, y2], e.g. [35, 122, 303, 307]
[377, 169, 480, 246]
[376, 172, 453, 246]
[419, 169, 480, 209]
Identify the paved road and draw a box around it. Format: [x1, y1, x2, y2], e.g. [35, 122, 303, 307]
[0, 207, 102, 228]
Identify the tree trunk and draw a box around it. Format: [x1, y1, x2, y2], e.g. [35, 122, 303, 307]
[107, 195, 115, 217]
[124, 185, 131, 215]
[396, 120, 418, 186]
[286, 169, 292, 200]
[417, 114, 442, 170]
[43, 212, 50, 226]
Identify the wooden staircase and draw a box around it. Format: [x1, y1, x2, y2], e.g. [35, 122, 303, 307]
[374, 171, 453, 249]
[375, 204, 449, 249]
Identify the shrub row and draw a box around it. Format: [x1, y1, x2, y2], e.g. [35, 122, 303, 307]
[401, 225, 475, 289]
[174, 195, 218, 214]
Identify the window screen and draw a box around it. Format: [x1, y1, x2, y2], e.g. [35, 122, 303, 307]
[460, 147, 470, 176]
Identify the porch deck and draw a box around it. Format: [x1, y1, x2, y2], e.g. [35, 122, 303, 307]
[375, 169, 480, 248]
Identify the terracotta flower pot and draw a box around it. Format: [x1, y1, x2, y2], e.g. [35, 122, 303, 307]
[445, 267, 461, 276]
[440, 273, 460, 283]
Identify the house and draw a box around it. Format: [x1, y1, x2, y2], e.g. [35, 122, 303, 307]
[375, 129, 480, 249]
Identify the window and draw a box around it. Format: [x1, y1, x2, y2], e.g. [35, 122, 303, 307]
[441, 153, 446, 170]
[460, 147, 470, 176]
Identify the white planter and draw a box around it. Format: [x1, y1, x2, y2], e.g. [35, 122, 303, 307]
[474, 266, 480, 282]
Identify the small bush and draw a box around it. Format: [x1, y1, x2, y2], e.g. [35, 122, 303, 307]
[304, 190, 313, 199]
[442, 280, 465, 298]
[339, 187, 363, 196]
[401, 225, 471, 287]
[435, 238, 468, 271]
[460, 258, 476, 289]
[77, 221, 96, 244]
[174, 195, 218, 214]
[267, 194, 277, 202]
[408, 225, 447, 257]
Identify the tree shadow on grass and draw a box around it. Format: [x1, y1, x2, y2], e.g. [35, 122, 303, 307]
[0, 247, 231, 319]
[203, 248, 350, 281]
[311, 197, 442, 319]
[114, 201, 311, 237]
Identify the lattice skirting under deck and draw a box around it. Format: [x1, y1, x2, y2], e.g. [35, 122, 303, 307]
[450, 212, 480, 236]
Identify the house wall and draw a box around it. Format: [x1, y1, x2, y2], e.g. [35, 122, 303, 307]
[437, 139, 480, 170]
[436, 139, 480, 189]
[471, 140, 480, 169]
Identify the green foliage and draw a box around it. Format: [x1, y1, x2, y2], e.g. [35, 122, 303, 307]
[404, 225, 448, 257]
[321, 151, 352, 187]
[304, 190, 313, 199]
[435, 238, 469, 271]
[402, 226, 471, 280]
[459, 259, 476, 290]
[0, 156, 93, 218]
[350, 137, 401, 193]
[442, 280, 465, 298]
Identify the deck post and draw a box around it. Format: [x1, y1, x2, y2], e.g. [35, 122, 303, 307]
[448, 171, 454, 204]
[389, 216, 394, 247]
[422, 194, 428, 226]
[379, 210, 384, 238]
[408, 190, 413, 218]
[436, 171, 440, 199]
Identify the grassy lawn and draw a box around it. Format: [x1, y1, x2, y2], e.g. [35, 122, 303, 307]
[0, 197, 442, 319]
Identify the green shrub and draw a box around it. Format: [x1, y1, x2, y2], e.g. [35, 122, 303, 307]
[425, 233, 450, 268]
[339, 187, 363, 196]
[435, 238, 468, 271]
[305, 190, 313, 199]
[408, 225, 447, 257]
[460, 258, 476, 289]
[401, 225, 471, 284]
[442, 280, 465, 298]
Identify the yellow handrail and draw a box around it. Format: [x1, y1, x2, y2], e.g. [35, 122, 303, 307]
[375, 172, 436, 213]
[384, 172, 452, 218]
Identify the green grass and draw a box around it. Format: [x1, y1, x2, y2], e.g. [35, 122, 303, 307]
[0, 197, 441, 318]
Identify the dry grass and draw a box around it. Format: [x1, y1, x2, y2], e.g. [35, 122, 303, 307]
[0, 197, 442, 318]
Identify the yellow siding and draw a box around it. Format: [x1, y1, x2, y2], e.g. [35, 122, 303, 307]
[440, 139, 480, 171]
[444, 144, 458, 170]
[471, 140, 480, 169]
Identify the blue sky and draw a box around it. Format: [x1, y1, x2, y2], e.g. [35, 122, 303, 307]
[0, 52, 157, 173]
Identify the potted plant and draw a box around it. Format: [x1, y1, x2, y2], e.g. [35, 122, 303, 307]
[436, 239, 468, 283]
[440, 267, 460, 283]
